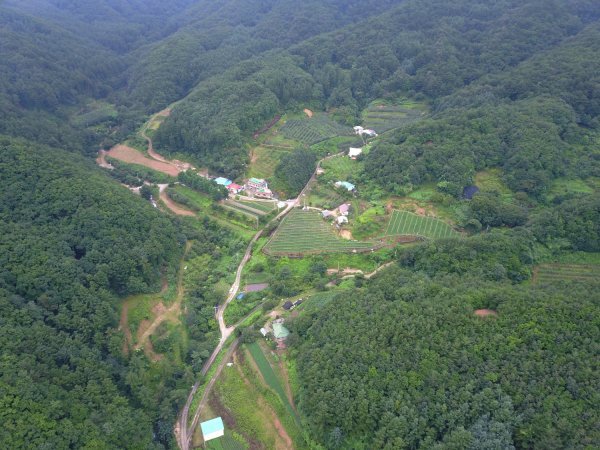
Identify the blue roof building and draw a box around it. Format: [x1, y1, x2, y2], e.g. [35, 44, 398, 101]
[214, 177, 233, 186]
[200, 417, 224, 442]
[335, 181, 356, 191]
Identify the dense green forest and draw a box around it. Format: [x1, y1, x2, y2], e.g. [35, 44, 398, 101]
[291, 208, 600, 448]
[0, 136, 182, 447]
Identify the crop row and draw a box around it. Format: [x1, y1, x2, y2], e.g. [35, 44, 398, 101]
[385, 210, 457, 239]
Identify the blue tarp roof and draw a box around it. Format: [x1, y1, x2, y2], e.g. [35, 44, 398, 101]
[214, 177, 232, 186]
[236, 292, 245, 299]
[200, 417, 224, 436]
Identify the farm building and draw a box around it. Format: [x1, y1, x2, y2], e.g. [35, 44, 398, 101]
[236, 292, 245, 300]
[227, 183, 243, 194]
[277, 201, 287, 209]
[214, 177, 232, 186]
[348, 147, 363, 159]
[273, 320, 290, 339]
[247, 177, 268, 190]
[260, 327, 268, 337]
[335, 181, 356, 191]
[254, 187, 273, 199]
[338, 203, 350, 216]
[353, 126, 377, 137]
[322, 210, 334, 218]
[283, 301, 293, 310]
[337, 216, 348, 225]
[200, 417, 224, 442]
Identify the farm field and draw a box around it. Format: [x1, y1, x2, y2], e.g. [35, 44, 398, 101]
[264, 209, 380, 256]
[107, 144, 181, 176]
[236, 199, 276, 213]
[385, 210, 458, 239]
[222, 200, 264, 219]
[246, 342, 298, 423]
[280, 113, 352, 144]
[206, 432, 247, 450]
[533, 264, 599, 284]
[362, 101, 427, 134]
[248, 145, 292, 179]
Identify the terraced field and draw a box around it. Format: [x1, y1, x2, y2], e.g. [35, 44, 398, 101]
[534, 264, 599, 284]
[385, 210, 458, 239]
[362, 103, 426, 134]
[236, 200, 277, 213]
[280, 113, 352, 144]
[264, 209, 380, 256]
[206, 431, 247, 450]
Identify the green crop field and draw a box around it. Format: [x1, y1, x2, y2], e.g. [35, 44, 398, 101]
[224, 200, 272, 216]
[385, 210, 458, 239]
[534, 264, 599, 284]
[280, 113, 352, 144]
[206, 432, 247, 450]
[236, 200, 277, 213]
[362, 102, 426, 133]
[248, 145, 291, 179]
[247, 342, 298, 423]
[264, 209, 380, 255]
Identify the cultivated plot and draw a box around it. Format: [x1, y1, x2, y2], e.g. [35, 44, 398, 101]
[362, 102, 426, 134]
[280, 114, 352, 145]
[534, 264, 599, 284]
[385, 210, 458, 239]
[264, 209, 379, 256]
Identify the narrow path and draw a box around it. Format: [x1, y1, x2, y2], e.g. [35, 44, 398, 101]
[134, 242, 191, 351]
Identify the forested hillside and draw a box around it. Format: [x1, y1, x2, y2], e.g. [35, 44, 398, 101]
[0, 136, 184, 447]
[154, 0, 600, 178]
[291, 215, 600, 448]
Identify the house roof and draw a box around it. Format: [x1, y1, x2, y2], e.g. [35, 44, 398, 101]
[214, 177, 232, 186]
[338, 203, 350, 214]
[322, 210, 334, 217]
[335, 181, 355, 191]
[227, 183, 242, 190]
[200, 417, 224, 437]
[273, 322, 290, 339]
[337, 216, 348, 224]
[249, 177, 265, 184]
[348, 147, 363, 157]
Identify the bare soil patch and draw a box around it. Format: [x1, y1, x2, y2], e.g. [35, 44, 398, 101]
[159, 190, 195, 216]
[474, 309, 498, 317]
[96, 149, 114, 169]
[244, 283, 269, 292]
[303, 108, 313, 118]
[340, 230, 353, 240]
[415, 206, 427, 216]
[107, 144, 181, 176]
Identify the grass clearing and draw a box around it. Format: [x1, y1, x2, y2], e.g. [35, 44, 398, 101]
[475, 169, 513, 201]
[385, 210, 459, 239]
[264, 209, 380, 256]
[248, 145, 292, 180]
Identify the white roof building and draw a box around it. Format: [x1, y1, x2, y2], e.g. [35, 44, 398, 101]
[348, 147, 363, 158]
[337, 216, 348, 224]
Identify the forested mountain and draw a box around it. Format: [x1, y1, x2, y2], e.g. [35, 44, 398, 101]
[0, 136, 182, 448]
[154, 0, 600, 179]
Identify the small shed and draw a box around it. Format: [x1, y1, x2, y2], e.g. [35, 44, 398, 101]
[236, 292, 245, 300]
[283, 301, 293, 310]
[335, 181, 356, 191]
[322, 210, 334, 218]
[215, 177, 232, 186]
[337, 216, 348, 225]
[260, 327, 268, 337]
[200, 417, 224, 442]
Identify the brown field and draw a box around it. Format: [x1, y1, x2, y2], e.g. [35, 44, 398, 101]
[107, 144, 181, 176]
[159, 190, 195, 216]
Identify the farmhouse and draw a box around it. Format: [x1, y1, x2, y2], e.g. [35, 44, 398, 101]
[227, 183, 243, 194]
[246, 177, 273, 199]
[200, 417, 224, 442]
[273, 319, 290, 339]
[247, 177, 268, 190]
[322, 210, 334, 219]
[214, 177, 232, 187]
[348, 147, 363, 159]
[335, 181, 356, 191]
[338, 203, 350, 216]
